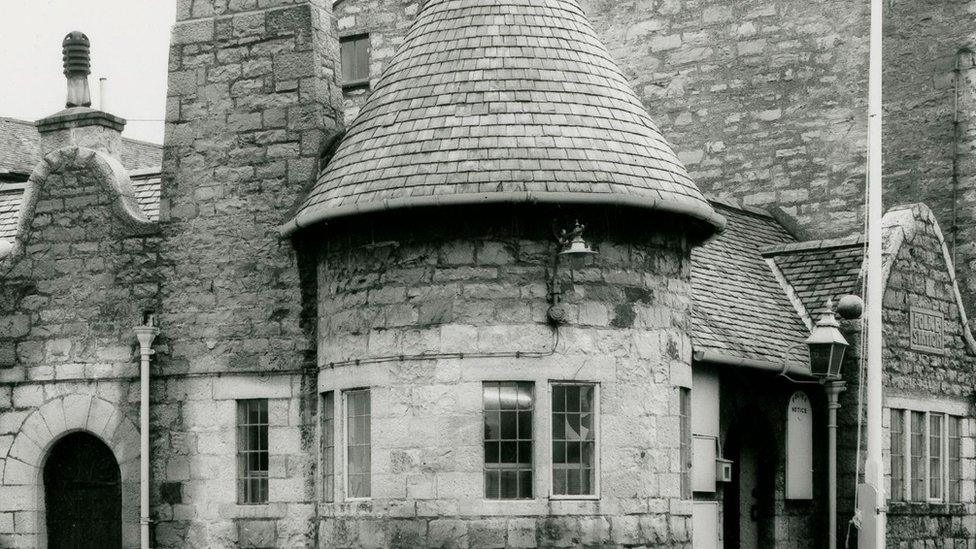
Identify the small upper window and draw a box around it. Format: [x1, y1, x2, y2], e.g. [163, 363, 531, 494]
[237, 399, 269, 504]
[321, 392, 335, 502]
[340, 34, 370, 88]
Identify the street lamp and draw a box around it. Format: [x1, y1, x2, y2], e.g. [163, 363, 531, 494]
[805, 299, 849, 379]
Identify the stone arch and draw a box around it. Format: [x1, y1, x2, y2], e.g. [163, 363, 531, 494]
[1, 394, 140, 549]
[0, 145, 153, 263]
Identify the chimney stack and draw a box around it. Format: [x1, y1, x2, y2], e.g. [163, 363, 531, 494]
[36, 31, 125, 159]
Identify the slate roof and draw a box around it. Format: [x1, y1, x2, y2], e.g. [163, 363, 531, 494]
[0, 116, 162, 175]
[690, 200, 810, 363]
[763, 236, 865, 318]
[285, 0, 723, 235]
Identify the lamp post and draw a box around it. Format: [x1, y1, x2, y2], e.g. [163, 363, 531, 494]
[803, 298, 854, 549]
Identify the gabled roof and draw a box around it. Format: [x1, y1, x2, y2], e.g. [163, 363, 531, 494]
[0, 116, 162, 176]
[284, 0, 723, 236]
[763, 235, 865, 321]
[691, 200, 810, 363]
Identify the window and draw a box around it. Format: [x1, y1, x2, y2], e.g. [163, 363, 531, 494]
[929, 414, 944, 500]
[340, 34, 370, 88]
[483, 381, 534, 499]
[679, 388, 692, 500]
[237, 399, 269, 504]
[891, 410, 905, 500]
[948, 416, 962, 502]
[551, 383, 597, 497]
[321, 392, 335, 502]
[890, 408, 965, 503]
[911, 411, 925, 500]
[344, 389, 371, 499]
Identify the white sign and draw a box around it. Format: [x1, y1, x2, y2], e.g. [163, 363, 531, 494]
[692, 502, 720, 549]
[786, 391, 813, 499]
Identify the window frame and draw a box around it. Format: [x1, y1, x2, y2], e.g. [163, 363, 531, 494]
[891, 407, 964, 504]
[482, 381, 536, 501]
[339, 33, 371, 89]
[343, 388, 371, 501]
[679, 387, 692, 500]
[548, 382, 600, 501]
[236, 398, 269, 505]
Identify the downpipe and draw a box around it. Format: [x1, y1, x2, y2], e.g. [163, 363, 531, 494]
[134, 319, 159, 549]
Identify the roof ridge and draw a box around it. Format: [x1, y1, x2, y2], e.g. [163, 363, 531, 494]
[706, 195, 775, 219]
[0, 116, 35, 126]
[760, 233, 864, 256]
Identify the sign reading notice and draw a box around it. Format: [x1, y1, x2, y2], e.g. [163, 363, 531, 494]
[910, 306, 945, 355]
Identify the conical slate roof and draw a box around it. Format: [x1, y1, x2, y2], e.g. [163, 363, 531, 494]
[282, 0, 724, 235]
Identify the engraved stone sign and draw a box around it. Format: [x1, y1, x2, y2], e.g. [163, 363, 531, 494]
[910, 306, 945, 355]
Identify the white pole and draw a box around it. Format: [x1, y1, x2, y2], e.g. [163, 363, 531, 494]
[826, 381, 846, 549]
[134, 324, 159, 549]
[863, 0, 886, 544]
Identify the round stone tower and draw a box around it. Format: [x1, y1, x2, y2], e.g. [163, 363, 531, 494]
[284, 0, 724, 546]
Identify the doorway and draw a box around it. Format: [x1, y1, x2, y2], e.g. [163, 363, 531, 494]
[723, 408, 777, 549]
[43, 432, 122, 549]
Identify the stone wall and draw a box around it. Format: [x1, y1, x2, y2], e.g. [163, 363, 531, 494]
[154, 0, 343, 545]
[0, 146, 155, 547]
[833, 206, 976, 547]
[313, 207, 696, 547]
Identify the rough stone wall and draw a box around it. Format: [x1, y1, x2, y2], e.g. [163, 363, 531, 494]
[884, 0, 976, 319]
[0, 147, 154, 547]
[314, 208, 695, 548]
[154, 0, 342, 546]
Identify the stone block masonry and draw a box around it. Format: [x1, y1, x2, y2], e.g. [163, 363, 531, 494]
[313, 207, 696, 547]
[156, 0, 343, 546]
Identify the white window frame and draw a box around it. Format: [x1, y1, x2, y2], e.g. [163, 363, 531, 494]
[342, 388, 371, 501]
[482, 381, 536, 501]
[548, 382, 600, 500]
[890, 407, 960, 504]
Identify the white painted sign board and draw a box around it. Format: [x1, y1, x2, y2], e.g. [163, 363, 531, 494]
[786, 391, 813, 499]
[692, 435, 717, 493]
[692, 502, 720, 549]
[692, 366, 720, 436]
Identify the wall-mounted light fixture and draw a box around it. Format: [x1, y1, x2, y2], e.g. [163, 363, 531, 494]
[547, 220, 597, 324]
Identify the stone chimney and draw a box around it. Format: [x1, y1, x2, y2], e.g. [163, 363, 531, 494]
[35, 31, 125, 158]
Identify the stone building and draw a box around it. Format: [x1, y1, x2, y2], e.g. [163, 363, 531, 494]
[0, 0, 976, 549]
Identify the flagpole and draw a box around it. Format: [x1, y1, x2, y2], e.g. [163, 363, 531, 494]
[861, 0, 886, 544]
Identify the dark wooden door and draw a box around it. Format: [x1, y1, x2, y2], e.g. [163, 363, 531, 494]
[44, 432, 122, 549]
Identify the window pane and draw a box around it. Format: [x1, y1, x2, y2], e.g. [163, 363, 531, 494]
[890, 409, 904, 501]
[930, 414, 943, 500]
[322, 392, 335, 502]
[911, 411, 926, 501]
[552, 383, 598, 496]
[339, 35, 370, 84]
[483, 382, 533, 499]
[237, 399, 269, 504]
[345, 389, 371, 498]
[948, 415, 961, 502]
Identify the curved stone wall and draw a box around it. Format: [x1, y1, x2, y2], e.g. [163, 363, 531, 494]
[312, 208, 696, 547]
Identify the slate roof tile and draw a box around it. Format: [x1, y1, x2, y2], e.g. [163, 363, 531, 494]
[690, 202, 810, 363]
[286, 0, 722, 235]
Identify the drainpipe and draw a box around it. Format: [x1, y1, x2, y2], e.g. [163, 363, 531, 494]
[825, 380, 846, 549]
[134, 318, 159, 549]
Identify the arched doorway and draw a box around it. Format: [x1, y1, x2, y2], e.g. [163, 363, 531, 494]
[43, 432, 122, 549]
[722, 407, 777, 549]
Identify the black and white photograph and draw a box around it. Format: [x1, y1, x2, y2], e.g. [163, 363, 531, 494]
[0, 0, 969, 547]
